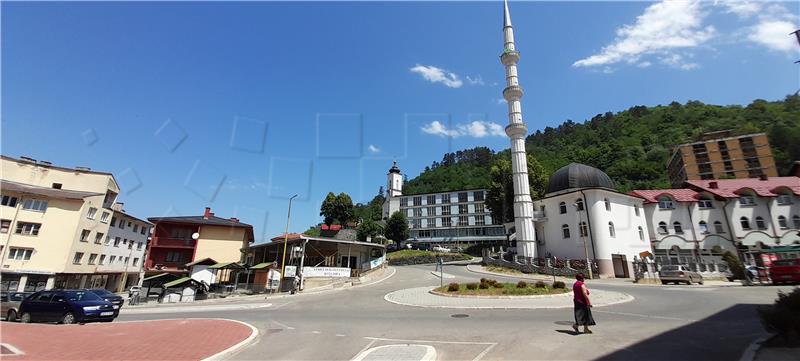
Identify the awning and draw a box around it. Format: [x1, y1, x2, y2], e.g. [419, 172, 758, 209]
[163, 277, 193, 288]
[208, 262, 248, 270]
[250, 262, 274, 270]
[142, 273, 171, 282]
[185, 257, 218, 267]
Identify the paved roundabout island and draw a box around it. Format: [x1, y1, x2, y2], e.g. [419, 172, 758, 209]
[385, 286, 633, 309]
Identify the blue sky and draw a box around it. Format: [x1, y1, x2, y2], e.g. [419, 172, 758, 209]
[2, 1, 798, 243]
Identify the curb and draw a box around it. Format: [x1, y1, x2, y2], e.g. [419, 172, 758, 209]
[383, 287, 634, 310]
[201, 319, 259, 361]
[429, 289, 573, 299]
[738, 333, 773, 361]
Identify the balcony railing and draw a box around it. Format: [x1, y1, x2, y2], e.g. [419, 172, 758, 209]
[145, 259, 187, 271]
[150, 236, 196, 248]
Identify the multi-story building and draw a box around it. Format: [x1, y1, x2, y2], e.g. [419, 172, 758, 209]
[0, 155, 145, 291]
[145, 207, 254, 275]
[531, 163, 652, 278]
[381, 162, 505, 245]
[93, 203, 150, 292]
[667, 131, 778, 187]
[631, 176, 800, 273]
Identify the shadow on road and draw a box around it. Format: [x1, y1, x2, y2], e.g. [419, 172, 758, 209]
[555, 329, 582, 336]
[595, 304, 765, 361]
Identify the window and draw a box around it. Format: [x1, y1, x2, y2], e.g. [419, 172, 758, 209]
[458, 205, 468, 214]
[562, 224, 571, 239]
[137, 242, 143, 250]
[794, 215, 800, 229]
[699, 221, 708, 234]
[638, 227, 645, 241]
[8, 248, 32, 261]
[15, 222, 41, 236]
[0, 220, 10, 234]
[441, 194, 450, 204]
[714, 221, 725, 233]
[413, 197, 422, 206]
[575, 199, 584, 211]
[474, 203, 485, 214]
[124, 257, 129, 265]
[657, 197, 674, 209]
[778, 216, 788, 229]
[608, 222, 616, 237]
[140, 226, 147, 235]
[426, 207, 436, 217]
[104, 235, 111, 245]
[475, 216, 485, 226]
[755, 217, 767, 230]
[400, 198, 408, 207]
[426, 195, 436, 205]
[658, 221, 668, 234]
[100, 212, 110, 223]
[777, 194, 792, 205]
[88, 254, 98, 265]
[458, 216, 469, 226]
[740, 196, 756, 206]
[132, 258, 139, 267]
[413, 208, 422, 218]
[51, 183, 62, 189]
[94, 232, 104, 244]
[604, 198, 611, 211]
[441, 217, 452, 227]
[99, 255, 106, 265]
[22, 199, 48, 212]
[128, 241, 133, 249]
[109, 255, 116, 264]
[740, 217, 751, 230]
[441, 206, 451, 216]
[579, 222, 588, 237]
[165, 252, 182, 263]
[128, 221, 132, 228]
[110, 217, 117, 227]
[73, 252, 84, 264]
[114, 237, 121, 247]
[79, 229, 90, 242]
[86, 207, 98, 219]
[1, 195, 19, 207]
[634, 205, 640, 217]
[559, 202, 567, 214]
[458, 192, 468, 203]
[118, 221, 124, 229]
[673, 222, 683, 234]
[473, 191, 484, 202]
[698, 199, 713, 209]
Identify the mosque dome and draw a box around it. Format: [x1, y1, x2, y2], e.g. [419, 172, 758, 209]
[388, 161, 401, 174]
[545, 163, 615, 195]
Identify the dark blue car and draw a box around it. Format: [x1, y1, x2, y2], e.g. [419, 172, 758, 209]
[18, 289, 117, 324]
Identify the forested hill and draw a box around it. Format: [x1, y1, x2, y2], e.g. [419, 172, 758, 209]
[404, 95, 800, 194]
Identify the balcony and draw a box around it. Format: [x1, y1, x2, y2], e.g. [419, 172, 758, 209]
[532, 210, 547, 222]
[144, 259, 187, 272]
[150, 236, 196, 249]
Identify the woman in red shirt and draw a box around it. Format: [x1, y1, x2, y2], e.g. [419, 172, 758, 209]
[572, 273, 595, 334]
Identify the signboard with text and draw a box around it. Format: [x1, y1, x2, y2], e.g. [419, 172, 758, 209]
[302, 267, 351, 278]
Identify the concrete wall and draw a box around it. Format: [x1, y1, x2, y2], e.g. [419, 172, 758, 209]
[194, 226, 247, 263]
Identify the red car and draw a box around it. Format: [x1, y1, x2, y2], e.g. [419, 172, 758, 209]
[769, 259, 800, 285]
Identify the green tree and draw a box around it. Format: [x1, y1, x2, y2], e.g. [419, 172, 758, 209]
[485, 154, 548, 223]
[319, 192, 337, 226]
[334, 192, 354, 227]
[385, 211, 409, 244]
[722, 251, 745, 280]
[356, 218, 384, 243]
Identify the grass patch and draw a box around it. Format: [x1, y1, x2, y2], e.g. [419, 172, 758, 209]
[387, 249, 471, 265]
[434, 281, 570, 296]
[485, 265, 527, 275]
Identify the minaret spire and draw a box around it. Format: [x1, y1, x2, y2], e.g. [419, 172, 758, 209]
[500, 0, 537, 260]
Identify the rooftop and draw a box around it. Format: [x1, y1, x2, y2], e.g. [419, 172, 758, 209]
[686, 177, 800, 198]
[629, 189, 700, 204]
[0, 179, 104, 200]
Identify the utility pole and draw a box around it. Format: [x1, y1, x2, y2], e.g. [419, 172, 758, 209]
[278, 194, 298, 293]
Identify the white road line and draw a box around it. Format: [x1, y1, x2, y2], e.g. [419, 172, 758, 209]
[355, 338, 379, 358]
[312, 331, 321, 334]
[269, 319, 295, 330]
[336, 334, 347, 337]
[270, 302, 293, 310]
[363, 337, 496, 345]
[472, 343, 498, 361]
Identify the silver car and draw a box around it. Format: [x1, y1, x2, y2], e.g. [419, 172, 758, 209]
[1, 292, 33, 321]
[659, 265, 704, 285]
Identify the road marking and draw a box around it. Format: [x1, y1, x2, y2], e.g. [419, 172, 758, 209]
[362, 337, 497, 361]
[336, 334, 347, 337]
[355, 339, 379, 358]
[270, 320, 295, 330]
[312, 331, 321, 334]
[270, 302, 293, 310]
[471, 343, 497, 361]
[0, 343, 25, 356]
[352, 344, 436, 361]
[592, 310, 697, 322]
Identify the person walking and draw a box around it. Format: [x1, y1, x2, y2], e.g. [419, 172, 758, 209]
[572, 273, 595, 334]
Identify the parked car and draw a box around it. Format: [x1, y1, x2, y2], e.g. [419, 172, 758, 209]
[450, 246, 464, 253]
[1, 292, 33, 321]
[432, 245, 451, 253]
[769, 259, 800, 285]
[659, 265, 704, 285]
[19, 289, 117, 324]
[88, 289, 124, 315]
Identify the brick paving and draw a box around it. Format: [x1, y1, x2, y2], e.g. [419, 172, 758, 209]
[384, 286, 633, 309]
[0, 319, 253, 360]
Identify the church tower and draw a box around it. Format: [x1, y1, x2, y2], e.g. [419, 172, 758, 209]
[501, 0, 537, 259]
[387, 161, 403, 197]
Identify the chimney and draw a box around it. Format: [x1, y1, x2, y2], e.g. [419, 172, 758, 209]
[759, 174, 769, 181]
[39, 160, 52, 166]
[230, 217, 239, 223]
[204, 207, 212, 219]
[709, 181, 719, 189]
[19, 156, 36, 164]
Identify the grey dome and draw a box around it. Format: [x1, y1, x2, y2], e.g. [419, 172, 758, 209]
[545, 163, 614, 195]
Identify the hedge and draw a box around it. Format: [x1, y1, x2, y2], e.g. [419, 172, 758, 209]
[387, 250, 471, 265]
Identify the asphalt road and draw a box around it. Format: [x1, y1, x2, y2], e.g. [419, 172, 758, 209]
[118, 265, 795, 360]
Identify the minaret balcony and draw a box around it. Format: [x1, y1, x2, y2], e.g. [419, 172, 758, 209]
[505, 122, 528, 138]
[500, 50, 520, 66]
[503, 85, 524, 101]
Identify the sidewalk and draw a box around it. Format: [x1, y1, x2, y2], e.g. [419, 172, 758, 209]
[383, 286, 633, 309]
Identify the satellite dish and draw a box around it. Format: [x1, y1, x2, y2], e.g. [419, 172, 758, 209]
[191, 232, 200, 240]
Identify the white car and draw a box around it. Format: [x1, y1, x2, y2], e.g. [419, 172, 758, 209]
[432, 245, 451, 253]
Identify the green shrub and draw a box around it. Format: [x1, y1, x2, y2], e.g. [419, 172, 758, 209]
[722, 251, 745, 280]
[535, 281, 546, 288]
[479, 282, 489, 289]
[387, 250, 471, 265]
[447, 283, 459, 292]
[492, 282, 504, 288]
[553, 281, 566, 289]
[466, 282, 478, 290]
[758, 288, 800, 342]
[480, 278, 488, 284]
[516, 281, 528, 288]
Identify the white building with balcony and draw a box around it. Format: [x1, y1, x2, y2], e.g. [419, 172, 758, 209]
[93, 203, 151, 292]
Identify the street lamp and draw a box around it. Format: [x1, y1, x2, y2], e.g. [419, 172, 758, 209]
[278, 194, 298, 293]
[573, 202, 593, 279]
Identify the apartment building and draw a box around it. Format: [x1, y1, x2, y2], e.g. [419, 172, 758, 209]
[93, 204, 150, 292]
[0, 155, 137, 292]
[667, 131, 778, 187]
[144, 207, 254, 275]
[381, 162, 505, 245]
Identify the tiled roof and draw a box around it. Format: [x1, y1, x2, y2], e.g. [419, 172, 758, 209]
[629, 189, 700, 204]
[147, 215, 253, 229]
[686, 177, 800, 198]
[269, 233, 303, 242]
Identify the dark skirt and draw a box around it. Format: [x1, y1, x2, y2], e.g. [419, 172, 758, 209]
[574, 301, 596, 326]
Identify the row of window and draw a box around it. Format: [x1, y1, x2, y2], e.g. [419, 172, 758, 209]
[78, 229, 144, 250]
[739, 215, 800, 231]
[657, 220, 725, 235]
[560, 222, 641, 240]
[411, 226, 506, 238]
[1, 195, 49, 212]
[109, 216, 148, 235]
[556, 199, 640, 215]
[656, 215, 800, 236]
[400, 191, 485, 207]
[408, 215, 500, 229]
[657, 193, 794, 210]
[72, 251, 139, 267]
[406, 204, 487, 218]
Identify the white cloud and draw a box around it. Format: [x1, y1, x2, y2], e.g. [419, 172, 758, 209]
[368, 144, 381, 153]
[637, 61, 652, 68]
[421, 121, 505, 138]
[466, 75, 485, 86]
[493, 98, 506, 105]
[573, 0, 715, 69]
[720, 0, 762, 19]
[409, 64, 463, 88]
[748, 19, 798, 52]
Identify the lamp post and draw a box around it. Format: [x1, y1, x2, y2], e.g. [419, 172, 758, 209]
[278, 194, 298, 293]
[574, 202, 593, 279]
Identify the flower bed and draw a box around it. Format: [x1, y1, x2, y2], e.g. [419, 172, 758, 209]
[433, 278, 570, 297]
